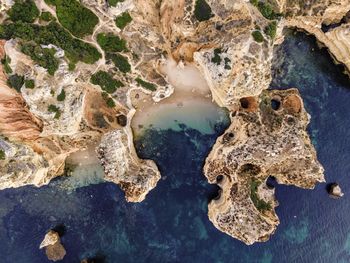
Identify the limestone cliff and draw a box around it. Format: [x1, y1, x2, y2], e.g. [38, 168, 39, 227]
[275, 0, 350, 74]
[97, 127, 161, 202]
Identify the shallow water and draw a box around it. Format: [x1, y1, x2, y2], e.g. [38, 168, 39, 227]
[132, 98, 229, 135]
[1, 31, 350, 262]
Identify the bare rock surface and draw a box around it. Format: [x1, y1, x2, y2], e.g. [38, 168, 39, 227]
[328, 183, 344, 198]
[97, 128, 160, 202]
[40, 230, 66, 262]
[204, 89, 325, 244]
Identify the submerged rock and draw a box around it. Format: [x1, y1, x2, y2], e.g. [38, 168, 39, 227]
[328, 183, 344, 198]
[40, 230, 66, 261]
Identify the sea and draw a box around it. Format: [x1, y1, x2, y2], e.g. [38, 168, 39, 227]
[0, 30, 350, 263]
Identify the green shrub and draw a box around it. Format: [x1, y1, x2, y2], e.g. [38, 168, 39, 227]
[40, 11, 55, 21]
[97, 33, 127, 53]
[7, 0, 40, 23]
[68, 62, 76, 71]
[115, 12, 132, 29]
[0, 22, 101, 65]
[21, 42, 59, 75]
[25, 79, 35, 89]
[107, 0, 124, 7]
[57, 89, 66, 101]
[257, 2, 277, 20]
[107, 53, 131, 73]
[250, 180, 271, 211]
[1, 55, 12, 74]
[7, 74, 24, 91]
[48, 104, 61, 119]
[211, 48, 222, 65]
[106, 98, 115, 107]
[102, 92, 116, 108]
[91, 70, 123, 93]
[46, 0, 98, 38]
[265, 21, 277, 39]
[224, 57, 231, 70]
[194, 0, 213, 22]
[252, 30, 264, 42]
[135, 77, 156, 91]
[250, 0, 258, 6]
[0, 149, 5, 160]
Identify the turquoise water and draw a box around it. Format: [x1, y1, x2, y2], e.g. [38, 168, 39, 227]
[1, 30, 350, 262]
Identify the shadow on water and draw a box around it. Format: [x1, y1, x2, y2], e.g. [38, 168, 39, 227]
[1, 29, 350, 263]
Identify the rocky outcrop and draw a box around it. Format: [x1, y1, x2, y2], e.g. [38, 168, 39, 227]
[279, 0, 350, 74]
[204, 89, 325, 245]
[328, 183, 344, 198]
[96, 127, 160, 202]
[284, 19, 350, 74]
[40, 230, 66, 262]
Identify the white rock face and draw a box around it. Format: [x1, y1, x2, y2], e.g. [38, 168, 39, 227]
[329, 183, 344, 198]
[0, 138, 53, 190]
[40, 231, 60, 249]
[96, 128, 160, 202]
[152, 84, 174, 102]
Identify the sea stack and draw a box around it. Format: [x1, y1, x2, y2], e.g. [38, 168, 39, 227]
[328, 183, 344, 198]
[39, 230, 66, 261]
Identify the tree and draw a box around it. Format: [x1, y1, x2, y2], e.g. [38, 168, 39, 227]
[7, 0, 40, 23]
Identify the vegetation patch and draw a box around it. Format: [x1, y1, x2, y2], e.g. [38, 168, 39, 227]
[224, 57, 231, 70]
[250, 180, 271, 211]
[250, 0, 279, 20]
[115, 12, 132, 29]
[135, 77, 156, 91]
[252, 30, 264, 42]
[97, 33, 127, 53]
[7, 0, 39, 23]
[68, 62, 76, 71]
[211, 48, 231, 69]
[211, 48, 222, 65]
[107, 0, 124, 7]
[25, 79, 35, 89]
[21, 42, 59, 75]
[91, 70, 123, 94]
[194, 0, 214, 22]
[0, 149, 5, 160]
[45, 0, 98, 38]
[7, 74, 24, 91]
[0, 22, 101, 64]
[48, 104, 61, 119]
[57, 89, 66, 101]
[102, 92, 116, 108]
[264, 21, 277, 39]
[107, 53, 131, 73]
[1, 55, 12, 74]
[40, 11, 55, 22]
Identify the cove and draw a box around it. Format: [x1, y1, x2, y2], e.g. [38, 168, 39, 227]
[0, 30, 350, 263]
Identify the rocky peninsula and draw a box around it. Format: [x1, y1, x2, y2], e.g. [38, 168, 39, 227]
[0, 0, 348, 247]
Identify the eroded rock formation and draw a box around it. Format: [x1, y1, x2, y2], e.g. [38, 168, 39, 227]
[97, 127, 160, 202]
[204, 89, 325, 244]
[40, 230, 66, 262]
[279, 1, 350, 74]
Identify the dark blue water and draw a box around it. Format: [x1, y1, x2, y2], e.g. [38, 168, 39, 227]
[1, 30, 350, 263]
